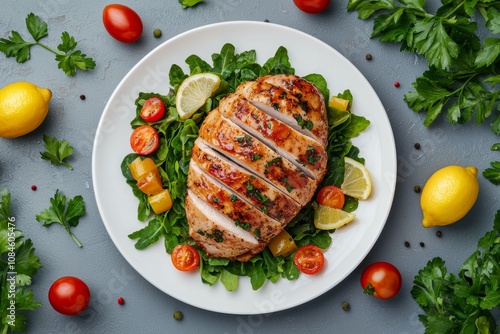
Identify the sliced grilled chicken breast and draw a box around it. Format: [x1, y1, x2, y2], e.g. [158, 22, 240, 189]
[188, 160, 283, 244]
[198, 109, 316, 206]
[185, 190, 258, 259]
[191, 138, 301, 225]
[218, 93, 327, 181]
[236, 78, 328, 147]
[185, 74, 329, 262]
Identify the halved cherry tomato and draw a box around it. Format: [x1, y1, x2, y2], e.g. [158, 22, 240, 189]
[171, 244, 200, 271]
[361, 262, 402, 300]
[293, 245, 325, 275]
[102, 4, 143, 43]
[140, 97, 165, 122]
[293, 0, 331, 14]
[48, 276, 91, 315]
[128, 157, 157, 181]
[130, 125, 159, 155]
[316, 185, 345, 209]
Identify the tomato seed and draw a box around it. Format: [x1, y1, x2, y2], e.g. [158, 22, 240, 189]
[117, 297, 124, 305]
[31, 185, 37, 191]
[394, 81, 400, 88]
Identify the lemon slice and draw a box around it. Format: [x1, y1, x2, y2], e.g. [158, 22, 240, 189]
[341, 157, 372, 200]
[175, 73, 221, 120]
[314, 204, 356, 230]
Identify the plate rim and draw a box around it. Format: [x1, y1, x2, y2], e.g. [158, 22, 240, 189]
[92, 20, 397, 315]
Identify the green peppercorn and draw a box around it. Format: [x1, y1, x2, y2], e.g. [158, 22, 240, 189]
[341, 301, 350, 311]
[153, 29, 162, 38]
[173, 310, 183, 321]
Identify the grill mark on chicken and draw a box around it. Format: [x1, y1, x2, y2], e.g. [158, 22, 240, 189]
[236, 78, 328, 147]
[185, 190, 258, 259]
[198, 109, 316, 206]
[218, 93, 327, 181]
[191, 139, 301, 224]
[188, 161, 283, 244]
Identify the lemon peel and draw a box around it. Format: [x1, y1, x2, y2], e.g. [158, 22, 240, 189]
[420, 165, 479, 228]
[0, 82, 51, 138]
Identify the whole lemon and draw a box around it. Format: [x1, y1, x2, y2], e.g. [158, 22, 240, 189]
[0, 82, 52, 138]
[420, 165, 479, 228]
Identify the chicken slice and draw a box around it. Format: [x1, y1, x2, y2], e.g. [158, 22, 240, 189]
[218, 93, 327, 182]
[236, 79, 328, 147]
[198, 109, 316, 206]
[188, 160, 283, 245]
[191, 138, 301, 225]
[185, 189, 258, 260]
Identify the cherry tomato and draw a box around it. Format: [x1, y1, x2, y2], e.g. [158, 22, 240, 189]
[361, 262, 402, 300]
[130, 125, 159, 155]
[48, 276, 91, 315]
[140, 97, 165, 122]
[171, 244, 200, 271]
[102, 4, 143, 43]
[293, 0, 331, 14]
[316, 185, 345, 209]
[293, 245, 325, 275]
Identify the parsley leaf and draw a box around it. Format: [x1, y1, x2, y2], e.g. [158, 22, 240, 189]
[179, 0, 204, 9]
[40, 134, 74, 170]
[411, 210, 500, 333]
[0, 188, 42, 333]
[347, 0, 500, 134]
[35, 189, 86, 247]
[483, 161, 500, 185]
[0, 13, 95, 76]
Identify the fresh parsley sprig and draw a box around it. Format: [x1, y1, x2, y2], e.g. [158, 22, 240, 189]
[347, 0, 500, 135]
[40, 135, 74, 170]
[0, 188, 42, 333]
[35, 190, 86, 247]
[0, 13, 96, 76]
[411, 209, 500, 333]
[484, 143, 500, 185]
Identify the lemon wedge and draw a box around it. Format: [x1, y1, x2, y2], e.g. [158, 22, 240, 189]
[314, 204, 356, 230]
[175, 73, 221, 120]
[341, 157, 372, 200]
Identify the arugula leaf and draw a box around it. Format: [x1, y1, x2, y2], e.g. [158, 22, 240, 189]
[40, 134, 74, 170]
[179, 0, 204, 9]
[0, 188, 42, 333]
[411, 210, 500, 333]
[35, 190, 86, 247]
[0, 13, 95, 76]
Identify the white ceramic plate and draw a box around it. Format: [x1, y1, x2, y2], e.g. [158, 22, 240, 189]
[92, 21, 397, 315]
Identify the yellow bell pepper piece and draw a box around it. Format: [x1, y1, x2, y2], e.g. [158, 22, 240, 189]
[129, 157, 157, 181]
[267, 230, 297, 257]
[136, 169, 164, 195]
[329, 96, 349, 111]
[148, 189, 173, 214]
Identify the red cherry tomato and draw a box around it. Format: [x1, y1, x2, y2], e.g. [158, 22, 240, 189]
[140, 97, 165, 122]
[130, 125, 159, 155]
[102, 4, 143, 43]
[293, 0, 331, 14]
[361, 262, 402, 300]
[171, 244, 200, 271]
[48, 276, 91, 315]
[316, 185, 345, 209]
[293, 245, 325, 275]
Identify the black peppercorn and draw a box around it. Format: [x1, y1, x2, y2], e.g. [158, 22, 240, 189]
[420, 242, 425, 247]
[436, 230, 442, 238]
[414, 143, 421, 149]
[365, 53, 372, 61]
[414, 185, 421, 193]
[341, 301, 350, 311]
[79, 94, 86, 100]
[404, 241, 410, 248]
